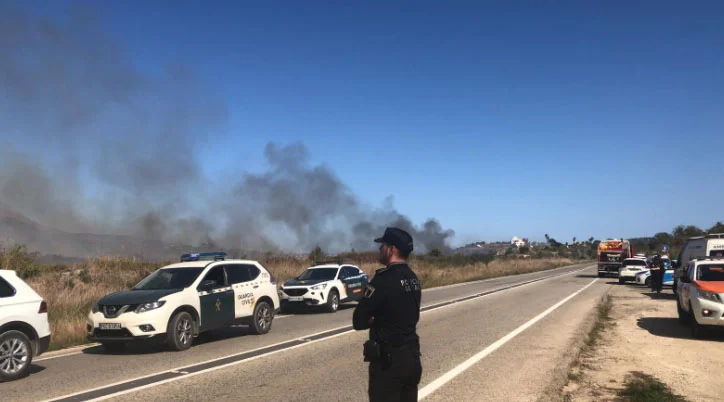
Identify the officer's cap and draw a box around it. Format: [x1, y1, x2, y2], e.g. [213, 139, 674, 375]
[374, 227, 414, 254]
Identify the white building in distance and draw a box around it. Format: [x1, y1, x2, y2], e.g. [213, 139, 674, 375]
[511, 236, 527, 248]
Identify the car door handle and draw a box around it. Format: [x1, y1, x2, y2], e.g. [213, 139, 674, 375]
[253, 285, 259, 289]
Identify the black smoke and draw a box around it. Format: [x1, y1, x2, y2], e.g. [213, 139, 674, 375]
[0, 3, 454, 257]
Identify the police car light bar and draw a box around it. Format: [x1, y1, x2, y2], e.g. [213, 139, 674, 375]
[180, 252, 227, 262]
[314, 259, 346, 266]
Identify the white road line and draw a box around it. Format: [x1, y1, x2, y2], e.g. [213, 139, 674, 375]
[42, 265, 595, 402]
[421, 263, 591, 293]
[417, 278, 599, 400]
[35, 265, 589, 363]
[420, 265, 591, 315]
[34, 263, 590, 361]
[39, 324, 355, 402]
[34, 315, 293, 362]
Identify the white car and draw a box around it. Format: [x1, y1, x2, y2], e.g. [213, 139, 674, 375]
[676, 257, 724, 338]
[279, 262, 369, 313]
[0, 270, 51, 382]
[87, 252, 280, 351]
[618, 258, 649, 284]
[633, 257, 672, 287]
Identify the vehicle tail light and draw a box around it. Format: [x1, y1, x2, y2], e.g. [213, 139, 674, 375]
[39, 300, 48, 314]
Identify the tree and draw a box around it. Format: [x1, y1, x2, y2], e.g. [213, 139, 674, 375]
[708, 221, 724, 234]
[428, 248, 443, 258]
[308, 246, 325, 262]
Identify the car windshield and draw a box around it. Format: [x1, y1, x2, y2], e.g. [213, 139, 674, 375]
[697, 265, 724, 282]
[133, 267, 205, 290]
[710, 250, 724, 258]
[624, 260, 646, 266]
[297, 268, 338, 281]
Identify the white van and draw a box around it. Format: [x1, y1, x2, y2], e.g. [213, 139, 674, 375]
[673, 234, 724, 293]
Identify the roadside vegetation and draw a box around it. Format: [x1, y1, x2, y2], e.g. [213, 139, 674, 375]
[562, 291, 691, 401]
[1, 244, 586, 351]
[565, 294, 614, 385]
[620, 372, 688, 402]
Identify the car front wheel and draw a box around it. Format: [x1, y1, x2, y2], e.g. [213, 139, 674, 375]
[325, 290, 339, 313]
[250, 301, 273, 335]
[166, 311, 194, 351]
[0, 330, 32, 382]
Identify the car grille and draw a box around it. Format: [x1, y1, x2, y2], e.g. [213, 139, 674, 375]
[101, 304, 138, 318]
[93, 328, 134, 338]
[283, 288, 308, 297]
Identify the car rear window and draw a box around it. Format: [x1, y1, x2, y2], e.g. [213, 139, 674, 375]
[697, 265, 724, 281]
[624, 260, 646, 266]
[0, 277, 16, 298]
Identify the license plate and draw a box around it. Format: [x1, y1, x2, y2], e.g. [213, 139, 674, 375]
[288, 296, 304, 302]
[99, 323, 122, 330]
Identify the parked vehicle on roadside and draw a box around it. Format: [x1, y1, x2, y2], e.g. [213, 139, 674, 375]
[618, 257, 649, 284]
[0, 270, 51, 382]
[673, 234, 724, 294]
[676, 257, 724, 338]
[597, 239, 635, 278]
[634, 267, 674, 287]
[87, 252, 280, 352]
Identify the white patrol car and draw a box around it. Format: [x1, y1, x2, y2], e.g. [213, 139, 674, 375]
[618, 257, 649, 284]
[676, 257, 724, 338]
[279, 261, 369, 313]
[0, 270, 51, 382]
[87, 252, 280, 352]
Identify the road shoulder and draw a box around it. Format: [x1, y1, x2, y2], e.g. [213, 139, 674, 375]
[560, 282, 724, 402]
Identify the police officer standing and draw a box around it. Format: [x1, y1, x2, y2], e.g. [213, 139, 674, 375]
[353, 227, 422, 402]
[650, 253, 665, 296]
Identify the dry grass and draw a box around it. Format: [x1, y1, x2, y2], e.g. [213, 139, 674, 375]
[21, 254, 579, 351]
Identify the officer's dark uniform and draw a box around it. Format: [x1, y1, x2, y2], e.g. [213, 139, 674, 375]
[650, 254, 665, 294]
[353, 228, 422, 402]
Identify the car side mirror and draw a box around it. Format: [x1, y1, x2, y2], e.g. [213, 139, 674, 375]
[198, 279, 217, 291]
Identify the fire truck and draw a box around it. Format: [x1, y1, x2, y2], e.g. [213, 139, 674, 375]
[597, 239, 634, 278]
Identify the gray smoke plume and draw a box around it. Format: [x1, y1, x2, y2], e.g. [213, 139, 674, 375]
[0, 3, 454, 257]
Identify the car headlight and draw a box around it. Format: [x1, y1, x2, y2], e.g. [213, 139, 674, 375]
[311, 283, 328, 291]
[698, 291, 721, 303]
[135, 301, 166, 313]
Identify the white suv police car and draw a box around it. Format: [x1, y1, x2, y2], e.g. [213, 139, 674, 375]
[676, 257, 724, 338]
[0, 270, 51, 382]
[87, 252, 280, 351]
[279, 261, 369, 313]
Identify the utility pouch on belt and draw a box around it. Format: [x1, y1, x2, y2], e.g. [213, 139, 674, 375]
[363, 340, 382, 362]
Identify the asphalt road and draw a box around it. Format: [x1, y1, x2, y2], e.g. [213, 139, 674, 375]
[2, 262, 607, 402]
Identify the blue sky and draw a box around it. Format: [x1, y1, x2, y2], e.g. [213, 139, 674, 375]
[14, 1, 724, 247]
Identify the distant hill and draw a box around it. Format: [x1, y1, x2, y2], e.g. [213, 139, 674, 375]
[0, 202, 187, 262]
[453, 241, 508, 256]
